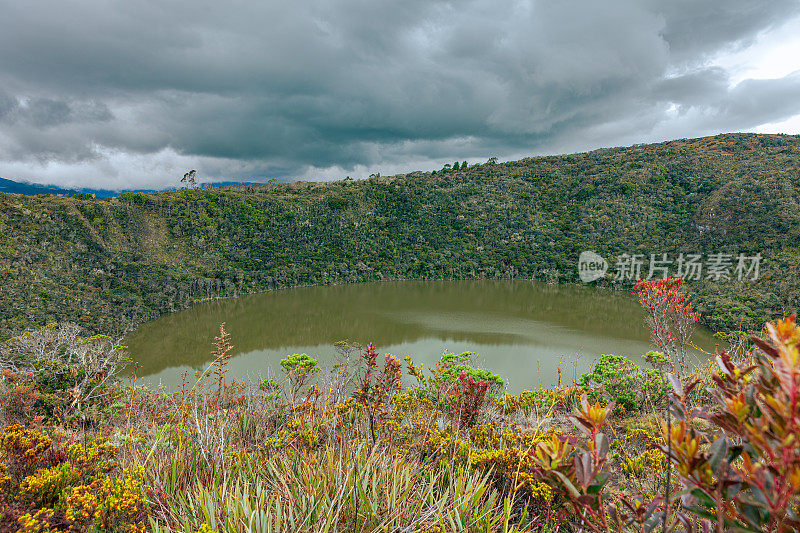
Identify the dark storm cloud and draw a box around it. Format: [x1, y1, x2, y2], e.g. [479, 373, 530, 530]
[0, 0, 799, 188]
[655, 0, 795, 60]
[0, 96, 111, 129]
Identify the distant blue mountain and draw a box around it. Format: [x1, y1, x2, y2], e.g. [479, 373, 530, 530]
[0, 177, 267, 198]
[0, 177, 90, 196]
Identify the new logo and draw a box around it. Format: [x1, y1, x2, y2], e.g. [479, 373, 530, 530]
[578, 251, 608, 282]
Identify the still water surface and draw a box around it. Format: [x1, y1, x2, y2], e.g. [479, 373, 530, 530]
[124, 280, 719, 392]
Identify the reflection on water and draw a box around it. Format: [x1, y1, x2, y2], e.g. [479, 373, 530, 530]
[124, 280, 720, 392]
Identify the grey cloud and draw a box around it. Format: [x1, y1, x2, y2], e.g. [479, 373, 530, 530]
[655, 68, 731, 106]
[716, 72, 800, 127]
[22, 98, 71, 128]
[653, 0, 798, 61]
[0, 91, 18, 121]
[0, 0, 798, 188]
[0, 93, 112, 128]
[650, 68, 800, 129]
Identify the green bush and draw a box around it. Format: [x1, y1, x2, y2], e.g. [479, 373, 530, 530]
[437, 351, 504, 389]
[117, 192, 154, 205]
[71, 192, 95, 200]
[258, 378, 280, 391]
[614, 182, 635, 195]
[574, 185, 596, 201]
[34, 359, 86, 394]
[580, 354, 639, 414]
[326, 196, 348, 210]
[280, 353, 319, 391]
[642, 350, 669, 370]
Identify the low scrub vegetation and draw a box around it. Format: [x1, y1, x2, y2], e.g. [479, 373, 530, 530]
[0, 278, 799, 531]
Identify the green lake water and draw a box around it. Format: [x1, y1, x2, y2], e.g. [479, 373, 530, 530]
[124, 280, 720, 392]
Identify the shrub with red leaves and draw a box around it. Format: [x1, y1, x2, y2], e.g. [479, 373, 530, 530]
[633, 276, 701, 375]
[450, 372, 490, 427]
[353, 343, 402, 442]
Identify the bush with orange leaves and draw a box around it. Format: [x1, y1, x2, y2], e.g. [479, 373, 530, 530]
[528, 394, 665, 532]
[521, 314, 800, 532]
[527, 390, 707, 532]
[662, 314, 800, 532]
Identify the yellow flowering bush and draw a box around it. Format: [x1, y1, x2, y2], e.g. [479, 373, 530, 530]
[19, 462, 77, 506]
[490, 387, 583, 415]
[65, 467, 146, 532]
[471, 446, 554, 502]
[0, 425, 56, 477]
[263, 427, 296, 451]
[264, 413, 321, 451]
[65, 481, 100, 525]
[0, 461, 11, 490]
[0, 425, 147, 533]
[16, 508, 56, 533]
[66, 438, 118, 476]
[620, 448, 665, 479]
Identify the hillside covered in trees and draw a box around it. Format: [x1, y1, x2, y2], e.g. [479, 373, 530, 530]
[1, 132, 799, 340]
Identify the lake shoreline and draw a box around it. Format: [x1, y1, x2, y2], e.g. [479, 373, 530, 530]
[124, 278, 718, 392]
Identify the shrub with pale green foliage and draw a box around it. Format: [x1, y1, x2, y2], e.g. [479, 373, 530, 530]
[580, 354, 641, 414]
[437, 351, 504, 389]
[279, 353, 319, 393]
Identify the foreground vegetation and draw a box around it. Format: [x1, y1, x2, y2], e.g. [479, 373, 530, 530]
[2, 133, 800, 341]
[0, 278, 798, 531]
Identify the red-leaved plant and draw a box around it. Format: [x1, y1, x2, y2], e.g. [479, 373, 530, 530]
[450, 372, 490, 428]
[633, 276, 701, 376]
[352, 343, 402, 443]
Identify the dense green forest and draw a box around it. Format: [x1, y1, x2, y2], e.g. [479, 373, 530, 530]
[1, 132, 799, 340]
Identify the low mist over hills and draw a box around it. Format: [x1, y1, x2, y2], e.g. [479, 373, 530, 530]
[1, 132, 798, 340]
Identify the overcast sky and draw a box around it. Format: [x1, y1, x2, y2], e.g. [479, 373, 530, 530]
[1, 0, 799, 190]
